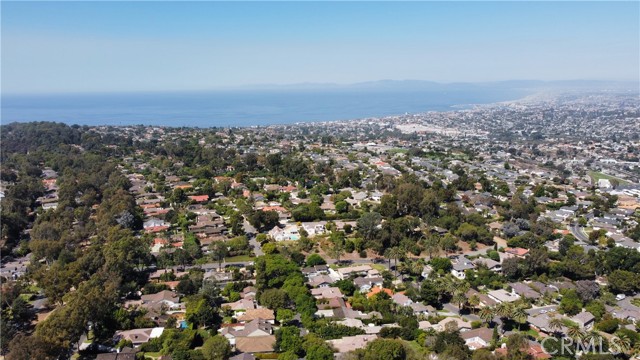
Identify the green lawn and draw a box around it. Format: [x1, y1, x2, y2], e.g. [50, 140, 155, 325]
[523, 328, 540, 339]
[141, 352, 162, 360]
[224, 255, 255, 262]
[588, 171, 630, 185]
[371, 264, 387, 272]
[387, 148, 409, 154]
[403, 340, 425, 355]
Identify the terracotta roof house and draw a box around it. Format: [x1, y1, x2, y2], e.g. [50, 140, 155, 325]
[495, 341, 551, 359]
[504, 247, 529, 258]
[188, 195, 209, 203]
[366, 287, 393, 299]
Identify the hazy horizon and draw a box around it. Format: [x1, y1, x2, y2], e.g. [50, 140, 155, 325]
[3, 78, 639, 97]
[2, 1, 638, 94]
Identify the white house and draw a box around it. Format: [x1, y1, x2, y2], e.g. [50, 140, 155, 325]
[268, 224, 300, 241]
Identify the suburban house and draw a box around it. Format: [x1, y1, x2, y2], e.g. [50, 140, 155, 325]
[488, 289, 521, 303]
[572, 311, 595, 330]
[237, 308, 276, 324]
[451, 257, 475, 279]
[327, 335, 378, 356]
[113, 327, 165, 347]
[140, 290, 181, 311]
[461, 327, 493, 350]
[268, 224, 300, 241]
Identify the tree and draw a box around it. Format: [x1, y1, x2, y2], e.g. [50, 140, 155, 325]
[608, 270, 639, 294]
[479, 307, 494, 325]
[306, 253, 326, 267]
[248, 210, 280, 232]
[430, 257, 452, 273]
[228, 212, 245, 236]
[501, 258, 522, 280]
[440, 234, 458, 255]
[467, 294, 480, 314]
[210, 241, 229, 270]
[185, 296, 221, 329]
[201, 335, 231, 360]
[394, 183, 425, 217]
[511, 304, 528, 331]
[610, 334, 632, 355]
[384, 247, 403, 278]
[335, 279, 356, 297]
[276, 309, 295, 325]
[505, 333, 533, 360]
[559, 290, 583, 316]
[566, 325, 585, 342]
[276, 326, 303, 355]
[422, 235, 440, 260]
[362, 339, 406, 360]
[304, 337, 334, 360]
[357, 212, 382, 241]
[575, 280, 600, 302]
[547, 317, 564, 337]
[328, 231, 346, 263]
[259, 288, 289, 310]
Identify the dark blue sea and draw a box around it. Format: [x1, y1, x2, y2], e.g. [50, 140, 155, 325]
[1, 88, 528, 127]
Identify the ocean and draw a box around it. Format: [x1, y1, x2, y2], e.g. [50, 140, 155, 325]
[1, 88, 529, 127]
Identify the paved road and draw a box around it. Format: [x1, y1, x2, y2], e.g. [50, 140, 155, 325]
[243, 220, 263, 257]
[569, 223, 589, 242]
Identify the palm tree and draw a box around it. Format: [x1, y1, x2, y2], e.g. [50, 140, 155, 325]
[468, 295, 480, 314]
[495, 302, 513, 319]
[384, 246, 404, 278]
[547, 317, 564, 337]
[443, 276, 458, 295]
[452, 292, 467, 313]
[422, 235, 440, 260]
[479, 307, 494, 326]
[566, 325, 585, 343]
[610, 333, 631, 355]
[510, 305, 528, 331]
[583, 330, 603, 350]
[434, 277, 454, 305]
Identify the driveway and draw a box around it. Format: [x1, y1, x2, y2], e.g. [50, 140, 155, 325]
[243, 220, 263, 257]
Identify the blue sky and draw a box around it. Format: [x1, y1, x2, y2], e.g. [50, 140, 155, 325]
[2, 1, 638, 94]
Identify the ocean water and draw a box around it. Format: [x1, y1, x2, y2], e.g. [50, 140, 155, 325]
[1, 88, 528, 127]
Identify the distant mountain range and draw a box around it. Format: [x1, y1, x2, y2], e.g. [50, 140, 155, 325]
[236, 79, 640, 92]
